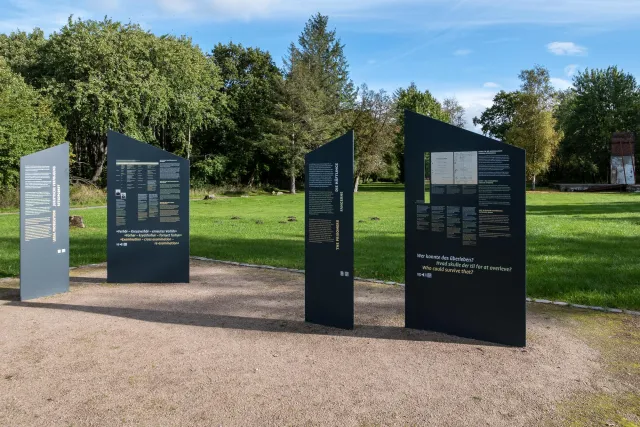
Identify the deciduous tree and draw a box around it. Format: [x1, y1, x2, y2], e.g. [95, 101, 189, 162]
[393, 82, 448, 181]
[442, 97, 466, 128]
[0, 59, 66, 187]
[506, 93, 561, 189]
[348, 84, 395, 191]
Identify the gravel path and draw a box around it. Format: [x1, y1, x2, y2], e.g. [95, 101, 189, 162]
[0, 260, 629, 426]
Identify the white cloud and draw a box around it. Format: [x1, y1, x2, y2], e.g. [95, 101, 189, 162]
[434, 88, 500, 132]
[550, 77, 573, 90]
[564, 64, 579, 77]
[453, 49, 472, 56]
[547, 41, 587, 56]
[483, 82, 500, 88]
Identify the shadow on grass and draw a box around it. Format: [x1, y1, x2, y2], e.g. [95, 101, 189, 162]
[0, 235, 106, 278]
[527, 200, 640, 216]
[2, 210, 640, 309]
[8, 300, 495, 346]
[357, 183, 405, 193]
[527, 234, 640, 308]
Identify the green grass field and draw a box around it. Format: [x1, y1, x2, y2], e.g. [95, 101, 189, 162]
[1, 183, 639, 309]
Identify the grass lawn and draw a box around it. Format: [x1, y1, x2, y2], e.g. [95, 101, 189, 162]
[1, 183, 639, 310]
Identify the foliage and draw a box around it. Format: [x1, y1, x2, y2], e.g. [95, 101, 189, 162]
[473, 90, 521, 140]
[506, 93, 561, 188]
[69, 184, 106, 206]
[348, 84, 396, 190]
[0, 28, 46, 83]
[505, 66, 562, 188]
[442, 97, 466, 128]
[152, 35, 223, 160]
[37, 18, 167, 183]
[279, 13, 355, 193]
[0, 58, 66, 188]
[518, 65, 556, 110]
[191, 155, 229, 187]
[207, 42, 282, 186]
[553, 66, 640, 183]
[3, 18, 224, 185]
[1, 14, 638, 190]
[393, 82, 449, 181]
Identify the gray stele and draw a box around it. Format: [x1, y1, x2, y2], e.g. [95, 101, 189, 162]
[20, 142, 70, 300]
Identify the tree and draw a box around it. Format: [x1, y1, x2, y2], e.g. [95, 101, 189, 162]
[153, 35, 223, 160]
[280, 13, 355, 193]
[30, 17, 223, 184]
[472, 90, 520, 140]
[393, 82, 448, 181]
[286, 13, 355, 112]
[554, 67, 640, 182]
[0, 28, 46, 83]
[506, 93, 561, 189]
[348, 84, 395, 191]
[442, 97, 466, 128]
[272, 58, 320, 194]
[37, 18, 168, 183]
[519, 65, 555, 110]
[474, 66, 556, 140]
[206, 42, 283, 186]
[0, 59, 66, 188]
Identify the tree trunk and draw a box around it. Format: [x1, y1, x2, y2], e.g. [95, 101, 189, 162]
[353, 175, 361, 192]
[91, 139, 107, 183]
[289, 169, 296, 194]
[532, 174, 536, 191]
[187, 127, 191, 160]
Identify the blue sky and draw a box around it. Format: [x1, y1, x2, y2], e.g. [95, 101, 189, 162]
[2, 0, 639, 129]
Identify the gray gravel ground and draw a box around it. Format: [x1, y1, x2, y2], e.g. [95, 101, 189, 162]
[0, 260, 630, 426]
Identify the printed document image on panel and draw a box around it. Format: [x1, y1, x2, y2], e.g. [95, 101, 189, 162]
[453, 151, 478, 185]
[431, 152, 454, 184]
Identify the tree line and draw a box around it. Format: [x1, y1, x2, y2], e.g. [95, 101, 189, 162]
[473, 66, 640, 187]
[0, 14, 465, 194]
[1, 14, 638, 194]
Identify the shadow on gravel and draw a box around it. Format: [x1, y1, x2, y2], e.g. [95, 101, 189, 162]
[69, 277, 106, 284]
[0, 287, 19, 301]
[9, 300, 499, 346]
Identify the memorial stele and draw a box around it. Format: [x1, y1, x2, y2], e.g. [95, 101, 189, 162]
[305, 131, 355, 329]
[20, 142, 70, 300]
[107, 131, 190, 283]
[404, 110, 526, 346]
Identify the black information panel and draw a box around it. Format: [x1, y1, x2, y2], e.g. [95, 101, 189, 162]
[20, 143, 70, 300]
[107, 131, 189, 283]
[404, 111, 526, 346]
[305, 131, 354, 329]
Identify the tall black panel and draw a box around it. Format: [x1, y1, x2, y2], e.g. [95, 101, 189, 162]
[305, 131, 354, 329]
[107, 131, 189, 283]
[20, 143, 70, 300]
[404, 111, 526, 346]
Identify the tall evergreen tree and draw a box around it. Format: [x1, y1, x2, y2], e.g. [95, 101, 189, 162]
[279, 13, 355, 193]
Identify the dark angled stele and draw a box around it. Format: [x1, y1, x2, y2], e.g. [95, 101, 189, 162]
[404, 110, 526, 346]
[305, 131, 355, 329]
[20, 142, 70, 300]
[107, 131, 190, 283]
